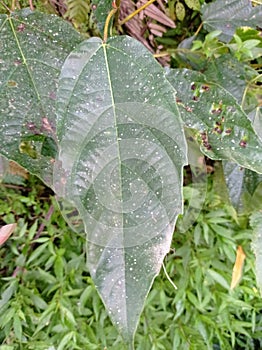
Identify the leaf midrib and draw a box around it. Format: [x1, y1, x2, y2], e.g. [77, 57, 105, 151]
[102, 42, 124, 237]
[8, 17, 43, 104]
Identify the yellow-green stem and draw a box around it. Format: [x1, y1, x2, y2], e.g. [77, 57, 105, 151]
[103, 7, 118, 42]
[120, 0, 157, 26]
[114, 0, 121, 28]
[0, 0, 11, 12]
[194, 22, 203, 37]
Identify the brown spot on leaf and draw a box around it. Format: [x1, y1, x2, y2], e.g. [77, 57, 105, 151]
[202, 85, 210, 91]
[17, 23, 25, 32]
[7, 81, 17, 87]
[239, 140, 247, 148]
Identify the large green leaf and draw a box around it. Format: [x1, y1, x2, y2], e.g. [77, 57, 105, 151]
[250, 211, 262, 294]
[0, 9, 82, 185]
[201, 0, 262, 43]
[223, 162, 262, 212]
[204, 55, 256, 104]
[55, 35, 187, 346]
[92, 0, 112, 34]
[250, 107, 262, 143]
[165, 68, 262, 174]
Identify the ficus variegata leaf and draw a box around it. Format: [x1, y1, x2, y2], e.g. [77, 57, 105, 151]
[0, 9, 82, 185]
[55, 35, 187, 345]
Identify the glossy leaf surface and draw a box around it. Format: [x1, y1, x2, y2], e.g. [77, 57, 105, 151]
[55, 35, 187, 345]
[0, 9, 82, 185]
[204, 55, 256, 103]
[92, 0, 112, 34]
[201, 0, 262, 42]
[166, 68, 262, 174]
[251, 211, 262, 294]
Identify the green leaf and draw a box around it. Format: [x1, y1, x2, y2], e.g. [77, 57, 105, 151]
[165, 68, 262, 174]
[185, 0, 200, 11]
[250, 210, 262, 293]
[201, 0, 262, 42]
[176, 2, 186, 21]
[13, 314, 22, 341]
[27, 242, 49, 265]
[222, 161, 245, 210]
[57, 331, 75, 350]
[207, 269, 230, 289]
[223, 162, 262, 212]
[0, 9, 82, 185]
[0, 280, 18, 309]
[204, 55, 256, 103]
[92, 0, 111, 34]
[177, 36, 207, 71]
[55, 35, 187, 345]
[251, 107, 262, 142]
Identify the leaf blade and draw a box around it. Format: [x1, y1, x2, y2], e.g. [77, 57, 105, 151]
[201, 0, 262, 42]
[55, 35, 187, 344]
[166, 68, 262, 174]
[0, 9, 82, 185]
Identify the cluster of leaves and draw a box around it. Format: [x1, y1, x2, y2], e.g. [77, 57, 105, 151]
[1, 174, 262, 349]
[0, 0, 262, 348]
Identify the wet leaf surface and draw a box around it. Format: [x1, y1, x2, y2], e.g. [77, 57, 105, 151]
[251, 211, 262, 294]
[166, 68, 262, 174]
[0, 9, 82, 185]
[201, 0, 262, 43]
[55, 35, 187, 345]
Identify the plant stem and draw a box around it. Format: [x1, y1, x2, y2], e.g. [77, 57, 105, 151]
[103, 6, 118, 42]
[33, 205, 54, 241]
[119, 0, 157, 26]
[194, 22, 203, 37]
[162, 263, 177, 290]
[29, 0, 34, 10]
[114, 0, 121, 28]
[0, 0, 11, 12]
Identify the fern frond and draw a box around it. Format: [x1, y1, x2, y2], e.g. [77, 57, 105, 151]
[65, 0, 91, 25]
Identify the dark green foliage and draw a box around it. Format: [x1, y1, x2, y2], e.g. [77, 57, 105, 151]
[1, 175, 262, 349]
[0, 0, 261, 348]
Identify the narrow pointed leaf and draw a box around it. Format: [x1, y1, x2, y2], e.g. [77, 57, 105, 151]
[0, 9, 82, 185]
[201, 0, 262, 43]
[55, 36, 187, 344]
[166, 68, 262, 174]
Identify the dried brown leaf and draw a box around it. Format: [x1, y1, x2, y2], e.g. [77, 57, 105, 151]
[0, 223, 17, 246]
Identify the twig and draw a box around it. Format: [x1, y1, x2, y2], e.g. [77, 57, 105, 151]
[33, 205, 54, 241]
[103, 6, 118, 42]
[120, 0, 157, 26]
[194, 22, 203, 37]
[162, 263, 177, 290]
[29, 0, 34, 11]
[0, 0, 11, 12]
[0, 183, 31, 191]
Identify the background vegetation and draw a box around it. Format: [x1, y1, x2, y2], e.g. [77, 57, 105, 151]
[1, 157, 262, 349]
